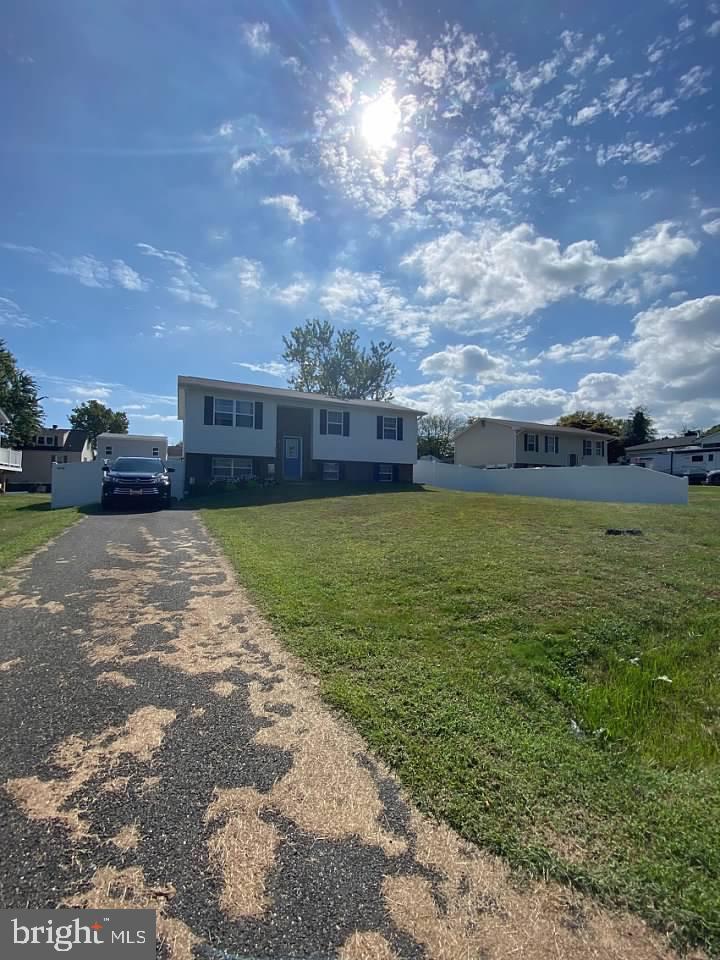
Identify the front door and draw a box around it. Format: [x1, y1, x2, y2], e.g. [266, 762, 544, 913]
[569, 453, 578, 466]
[283, 436, 302, 479]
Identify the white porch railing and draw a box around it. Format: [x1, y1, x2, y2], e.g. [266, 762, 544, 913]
[0, 446, 22, 471]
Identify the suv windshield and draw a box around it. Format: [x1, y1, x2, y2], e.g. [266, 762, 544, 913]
[111, 458, 165, 473]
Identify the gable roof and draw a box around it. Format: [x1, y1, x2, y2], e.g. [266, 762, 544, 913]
[454, 416, 616, 442]
[98, 432, 168, 442]
[63, 429, 90, 452]
[177, 376, 425, 417]
[625, 435, 700, 453]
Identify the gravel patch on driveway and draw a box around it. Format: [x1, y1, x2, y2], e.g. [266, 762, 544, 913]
[0, 508, 691, 960]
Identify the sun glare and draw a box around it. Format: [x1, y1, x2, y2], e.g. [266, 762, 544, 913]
[360, 91, 401, 151]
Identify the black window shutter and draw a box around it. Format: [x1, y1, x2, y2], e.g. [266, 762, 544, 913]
[397, 416, 403, 441]
[393, 464, 399, 482]
[523, 433, 528, 452]
[254, 401, 263, 430]
[342, 411, 350, 436]
[204, 396, 214, 425]
[373, 462, 380, 481]
[339, 462, 345, 481]
[377, 415, 383, 439]
[320, 410, 327, 434]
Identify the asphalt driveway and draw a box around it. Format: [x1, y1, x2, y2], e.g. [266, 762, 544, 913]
[0, 509, 680, 960]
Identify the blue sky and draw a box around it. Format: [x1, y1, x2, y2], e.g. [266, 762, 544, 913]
[1, 0, 719, 441]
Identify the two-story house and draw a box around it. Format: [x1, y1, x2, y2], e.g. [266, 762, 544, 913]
[12, 426, 93, 491]
[178, 376, 424, 486]
[454, 417, 614, 468]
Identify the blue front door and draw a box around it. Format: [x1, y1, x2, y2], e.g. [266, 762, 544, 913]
[283, 436, 302, 479]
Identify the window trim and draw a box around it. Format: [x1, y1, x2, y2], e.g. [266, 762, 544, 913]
[524, 432, 539, 453]
[326, 411, 344, 436]
[104, 445, 113, 457]
[152, 446, 160, 457]
[383, 416, 398, 440]
[322, 461, 340, 480]
[544, 434, 559, 455]
[595, 440, 605, 457]
[378, 463, 394, 482]
[211, 456, 254, 481]
[582, 439, 593, 457]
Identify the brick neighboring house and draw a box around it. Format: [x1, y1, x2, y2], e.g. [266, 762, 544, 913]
[178, 375, 424, 486]
[10, 426, 93, 491]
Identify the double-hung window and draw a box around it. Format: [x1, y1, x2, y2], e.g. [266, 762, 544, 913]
[595, 440, 605, 456]
[212, 457, 253, 480]
[322, 461, 340, 480]
[152, 446, 160, 457]
[524, 433, 539, 453]
[105, 445, 113, 457]
[327, 411, 343, 436]
[38, 437, 45, 446]
[378, 464, 393, 482]
[583, 439, 593, 456]
[214, 398, 234, 426]
[212, 397, 255, 428]
[383, 416, 398, 440]
[544, 435, 559, 454]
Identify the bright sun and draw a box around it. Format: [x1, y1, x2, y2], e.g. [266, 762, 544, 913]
[360, 91, 401, 151]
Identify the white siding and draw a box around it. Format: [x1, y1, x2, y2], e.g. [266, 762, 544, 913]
[513, 431, 608, 466]
[455, 421, 515, 466]
[182, 386, 277, 457]
[312, 405, 417, 464]
[99, 435, 168, 460]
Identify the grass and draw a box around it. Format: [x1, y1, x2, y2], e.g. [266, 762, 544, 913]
[198, 483, 720, 954]
[0, 493, 81, 572]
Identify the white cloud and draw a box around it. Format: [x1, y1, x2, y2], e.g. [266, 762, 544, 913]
[122, 404, 147, 411]
[261, 194, 315, 225]
[242, 22, 271, 54]
[0, 296, 37, 328]
[137, 242, 217, 308]
[596, 139, 673, 166]
[701, 218, 720, 236]
[534, 334, 621, 363]
[571, 101, 603, 125]
[677, 15, 694, 31]
[232, 256, 264, 290]
[234, 361, 289, 378]
[320, 267, 432, 346]
[270, 279, 311, 305]
[419, 344, 537, 384]
[707, 20, 720, 36]
[69, 385, 112, 399]
[231, 152, 260, 175]
[596, 53, 613, 70]
[676, 65, 711, 99]
[3, 244, 150, 292]
[402, 220, 697, 331]
[130, 413, 179, 423]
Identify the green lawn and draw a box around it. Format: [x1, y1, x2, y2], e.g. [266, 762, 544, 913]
[0, 494, 81, 572]
[199, 484, 720, 954]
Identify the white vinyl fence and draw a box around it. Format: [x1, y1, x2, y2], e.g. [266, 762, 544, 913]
[414, 461, 688, 505]
[51, 458, 185, 509]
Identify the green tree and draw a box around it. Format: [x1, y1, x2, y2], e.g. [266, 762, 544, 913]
[69, 400, 129, 447]
[0, 339, 44, 447]
[703, 423, 720, 437]
[417, 414, 465, 460]
[282, 319, 397, 400]
[623, 406, 656, 448]
[557, 409, 624, 436]
[557, 409, 625, 462]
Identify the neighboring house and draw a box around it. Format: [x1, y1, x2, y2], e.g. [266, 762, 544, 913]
[10, 426, 93, 491]
[99, 433, 169, 461]
[177, 376, 424, 485]
[167, 441, 183, 458]
[627, 431, 720, 477]
[0, 407, 23, 489]
[454, 417, 613, 468]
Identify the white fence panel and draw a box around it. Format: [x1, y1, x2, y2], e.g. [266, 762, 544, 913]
[168, 458, 185, 500]
[52, 458, 185, 509]
[51, 461, 103, 509]
[414, 461, 688, 505]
